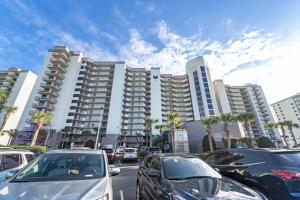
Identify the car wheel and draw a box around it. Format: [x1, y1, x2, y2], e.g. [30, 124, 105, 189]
[136, 182, 142, 200]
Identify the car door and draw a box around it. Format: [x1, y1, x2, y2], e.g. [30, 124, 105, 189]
[139, 155, 153, 199]
[148, 156, 163, 200]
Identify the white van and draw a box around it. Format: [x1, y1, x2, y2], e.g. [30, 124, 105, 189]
[0, 149, 35, 183]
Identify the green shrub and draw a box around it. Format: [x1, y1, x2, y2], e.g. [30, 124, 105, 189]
[202, 135, 216, 152]
[257, 136, 275, 148]
[137, 151, 146, 158]
[10, 145, 48, 154]
[192, 152, 210, 159]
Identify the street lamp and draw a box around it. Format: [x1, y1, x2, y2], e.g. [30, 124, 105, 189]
[95, 107, 104, 149]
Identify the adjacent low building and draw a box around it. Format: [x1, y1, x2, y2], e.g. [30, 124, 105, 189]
[271, 93, 300, 148]
[0, 68, 37, 145]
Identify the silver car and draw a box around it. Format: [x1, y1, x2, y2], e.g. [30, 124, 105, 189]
[0, 149, 120, 200]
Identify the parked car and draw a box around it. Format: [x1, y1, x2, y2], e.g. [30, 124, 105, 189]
[203, 148, 300, 200]
[0, 149, 120, 200]
[116, 146, 125, 154]
[102, 148, 115, 164]
[0, 149, 35, 183]
[122, 148, 137, 162]
[136, 154, 267, 200]
[146, 147, 161, 155]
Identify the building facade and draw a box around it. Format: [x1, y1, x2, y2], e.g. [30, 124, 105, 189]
[0, 68, 37, 145]
[17, 46, 219, 147]
[213, 80, 280, 141]
[271, 93, 300, 148]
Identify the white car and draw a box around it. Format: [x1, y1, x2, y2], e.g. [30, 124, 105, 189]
[116, 146, 125, 154]
[122, 148, 137, 162]
[0, 149, 120, 200]
[0, 149, 35, 183]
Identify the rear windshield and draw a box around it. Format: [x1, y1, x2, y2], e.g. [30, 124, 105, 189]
[125, 149, 135, 153]
[149, 148, 160, 151]
[272, 152, 300, 166]
[103, 149, 113, 153]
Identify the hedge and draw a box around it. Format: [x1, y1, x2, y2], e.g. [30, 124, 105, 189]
[222, 137, 253, 148]
[9, 145, 48, 154]
[257, 136, 275, 148]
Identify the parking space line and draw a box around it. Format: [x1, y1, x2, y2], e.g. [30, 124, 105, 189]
[120, 190, 124, 200]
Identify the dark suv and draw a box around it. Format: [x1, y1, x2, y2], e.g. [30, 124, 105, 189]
[203, 148, 300, 200]
[136, 154, 267, 200]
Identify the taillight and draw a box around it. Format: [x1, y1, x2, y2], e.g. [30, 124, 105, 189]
[271, 169, 300, 180]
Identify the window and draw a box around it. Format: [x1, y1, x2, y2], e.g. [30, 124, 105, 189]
[208, 104, 213, 109]
[25, 154, 35, 163]
[150, 157, 160, 171]
[209, 110, 214, 115]
[0, 154, 22, 171]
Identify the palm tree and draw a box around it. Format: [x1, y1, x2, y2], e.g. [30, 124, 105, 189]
[155, 123, 167, 136]
[31, 111, 53, 146]
[219, 113, 235, 149]
[0, 105, 17, 135]
[201, 116, 220, 152]
[2, 129, 16, 145]
[236, 112, 255, 138]
[277, 121, 289, 149]
[264, 123, 278, 147]
[167, 112, 181, 150]
[144, 117, 158, 147]
[286, 120, 299, 147]
[0, 90, 8, 106]
[81, 129, 92, 143]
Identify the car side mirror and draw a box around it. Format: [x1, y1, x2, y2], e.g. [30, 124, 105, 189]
[5, 170, 18, 180]
[147, 169, 159, 177]
[110, 167, 120, 176]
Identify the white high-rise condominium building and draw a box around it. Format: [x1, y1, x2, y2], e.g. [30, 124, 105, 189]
[0, 68, 37, 145]
[271, 93, 300, 147]
[213, 80, 280, 140]
[17, 46, 217, 147]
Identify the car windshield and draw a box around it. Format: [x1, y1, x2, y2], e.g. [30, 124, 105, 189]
[12, 153, 105, 182]
[125, 149, 135, 153]
[272, 152, 300, 166]
[163, 157, 222, 180]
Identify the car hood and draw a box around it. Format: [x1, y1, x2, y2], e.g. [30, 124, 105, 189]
[169, 177, 263, 200]
[0, 178, 107, 200]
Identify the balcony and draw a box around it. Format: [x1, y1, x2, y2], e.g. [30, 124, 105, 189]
[45, 70, 65, 80]
[38, 89, 59, 98]
[42, 77, 63, 85]
[32, 103, 55, 111]
[35, 96, 57, 104]
[40, 83, 61, 91]
[52, 52, 70, 62]
[48, 64, 67, 73]
[50, 58, 68, 67]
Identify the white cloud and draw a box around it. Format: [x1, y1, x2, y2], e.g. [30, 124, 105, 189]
[118, 20, 300, 103]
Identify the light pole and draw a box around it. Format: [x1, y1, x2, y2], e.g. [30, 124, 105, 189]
[95, 107, 104, 149]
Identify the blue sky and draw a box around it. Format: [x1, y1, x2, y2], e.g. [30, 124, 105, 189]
[0, 0, 300, 103]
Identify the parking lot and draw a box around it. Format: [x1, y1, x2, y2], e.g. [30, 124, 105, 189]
[111, 159, 141, 200]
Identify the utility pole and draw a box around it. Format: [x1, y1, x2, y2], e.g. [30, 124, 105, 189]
[95, 107, 104, 150]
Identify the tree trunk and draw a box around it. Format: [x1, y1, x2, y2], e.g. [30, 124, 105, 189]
[281, 127, 289, 149]
[0, 116, 8, 135]
[224, 124, 231, 149]
[171, 125, 175, 152]
[208, 127, 213, 152]
[31, 123, 43, 147]
[289, 128, 297, 147]
[150, 126, 153, 147]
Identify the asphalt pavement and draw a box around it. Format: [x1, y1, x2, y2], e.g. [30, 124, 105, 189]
[111, 159, 141, 200]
